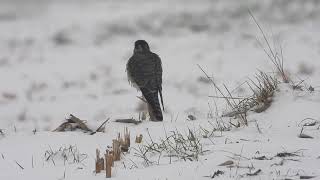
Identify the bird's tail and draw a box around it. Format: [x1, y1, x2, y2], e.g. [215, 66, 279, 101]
[159, 89, 165, 111]
[140, 88, 163, 121]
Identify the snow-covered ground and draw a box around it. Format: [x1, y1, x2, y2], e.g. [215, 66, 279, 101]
[0, 0, 320, 179]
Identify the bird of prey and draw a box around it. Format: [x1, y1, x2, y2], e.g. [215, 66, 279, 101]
[126, 40, 164, 121]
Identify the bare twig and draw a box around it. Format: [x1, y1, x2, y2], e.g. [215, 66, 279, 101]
[115, 118, 141, 125]
[90, 118, 110, 135]
[15, 161, 24, 170]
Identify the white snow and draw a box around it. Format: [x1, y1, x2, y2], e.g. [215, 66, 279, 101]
[0, 0, 320, 179]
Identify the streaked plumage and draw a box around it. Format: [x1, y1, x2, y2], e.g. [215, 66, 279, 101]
[126, 40, 163, 121]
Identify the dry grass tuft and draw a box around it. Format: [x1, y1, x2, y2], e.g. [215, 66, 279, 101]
[44, 145, 87, 166]
[249, 10, 290, 84]
[133, 128, 204, 166]
[199, 64, 278, 126]
[247, 71, 278, 113]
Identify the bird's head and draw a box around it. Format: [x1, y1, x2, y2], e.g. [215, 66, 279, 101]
[134, 40, 150, 53]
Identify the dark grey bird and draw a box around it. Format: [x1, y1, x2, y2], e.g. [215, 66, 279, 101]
[126, 40, 164, 121]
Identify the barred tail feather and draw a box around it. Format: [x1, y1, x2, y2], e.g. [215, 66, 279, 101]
[140, 88, 163, 121]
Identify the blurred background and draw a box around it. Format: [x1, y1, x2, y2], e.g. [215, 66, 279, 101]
[0, 0, 320, 131]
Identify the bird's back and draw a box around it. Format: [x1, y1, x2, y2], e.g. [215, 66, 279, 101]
[127, 52, 161, 90]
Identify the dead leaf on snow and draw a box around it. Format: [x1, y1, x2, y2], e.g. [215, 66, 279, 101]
[218, 160, 234, 166]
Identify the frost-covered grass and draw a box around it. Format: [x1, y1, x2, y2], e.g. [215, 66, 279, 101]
[1, 0, 320, 179]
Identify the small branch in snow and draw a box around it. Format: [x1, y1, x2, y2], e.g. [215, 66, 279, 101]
[246, 169, 262, 176]
[218, 160, 234, 166]
[15, 161, 24, 170]
[300, 175, 317, 179]
[298, 133, 313, 139]
[67, 114, 93, 132]
[115, 118, 142, 125]
[208, 95, 246, 100]
[253, 120, 262, 134]
[226, 164, 255, 170]
[203, 170, 224, 179]
[276, 152, 300, 158]
[90, 118, 110, 135]
[126, 158, 138, 169]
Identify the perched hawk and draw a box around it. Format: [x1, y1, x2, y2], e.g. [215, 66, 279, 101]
[126, 40, 163, 121]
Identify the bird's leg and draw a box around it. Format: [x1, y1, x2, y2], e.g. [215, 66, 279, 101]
[140, 88, 162, 121]
[148, 103, 156, 121]
[140, 94, 155, 121]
